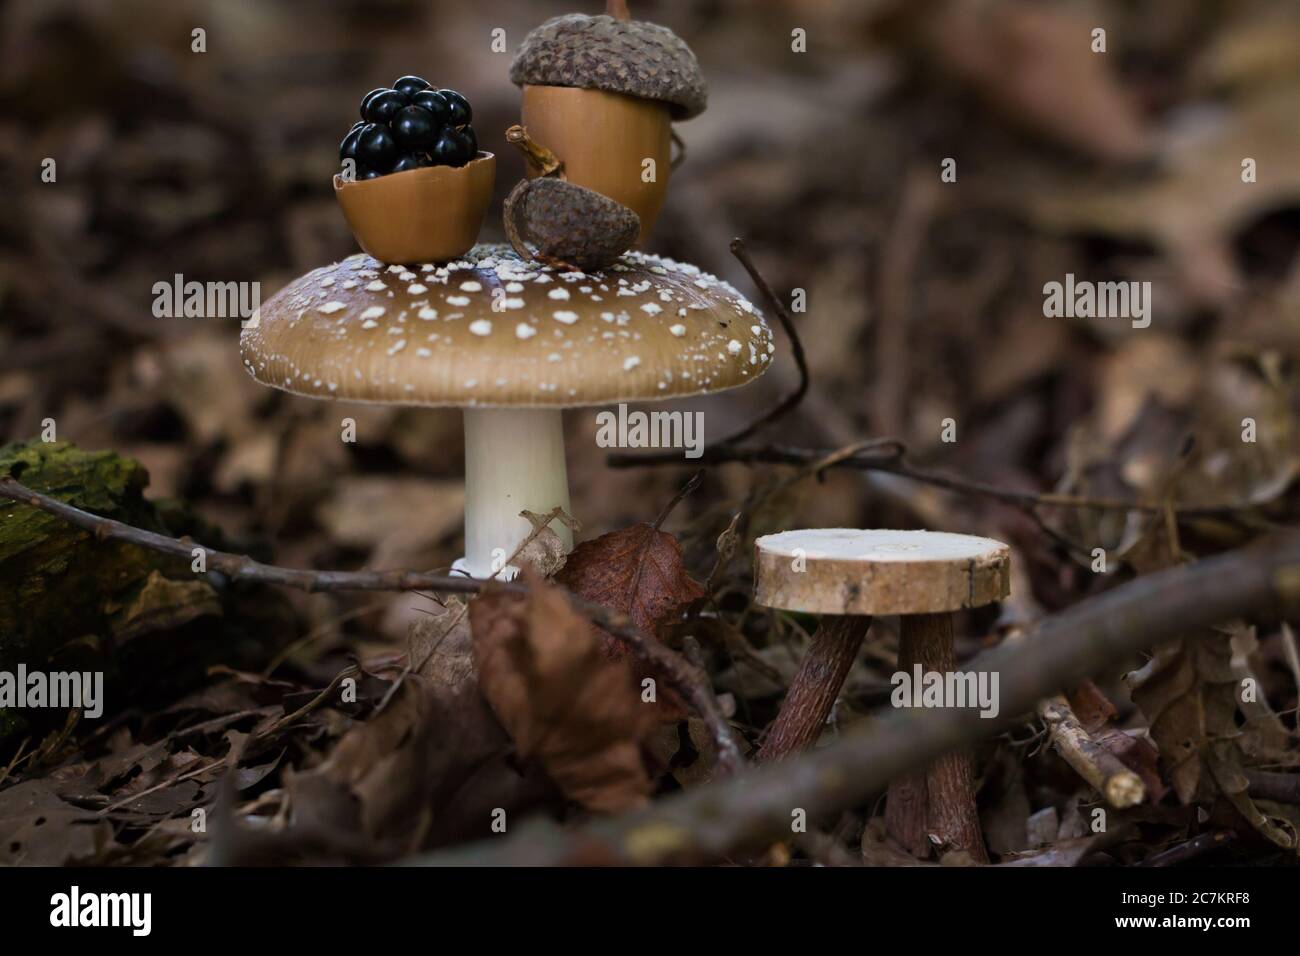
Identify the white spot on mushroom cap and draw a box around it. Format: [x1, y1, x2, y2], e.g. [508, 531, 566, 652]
[469, 319, 492, 336]
[317, 301, 346, 314]
[516, 323, 536, 339]
[669, 324, 686, 337]
[553, 311, 578, 324]
[623, 356, 641, 370]
[360, 306, 386, 320]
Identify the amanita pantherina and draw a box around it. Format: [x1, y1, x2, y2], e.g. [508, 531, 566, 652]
[242, 244, 774, 577]
[753, 528, 1009, 862]
[509, 0, 707, 240]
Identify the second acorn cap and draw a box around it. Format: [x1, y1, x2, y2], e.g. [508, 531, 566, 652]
[509, 13, 707, 120]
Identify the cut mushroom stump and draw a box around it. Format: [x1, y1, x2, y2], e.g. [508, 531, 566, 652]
[241, 243, 775, 578]
[753, 528, 1010, 864]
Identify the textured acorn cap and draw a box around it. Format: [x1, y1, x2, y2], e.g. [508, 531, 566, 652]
[504, 177, 640, 271]
[754, 529, 1011, 616]
[510, 13, 707, 120]
[241, 243, 774, 408]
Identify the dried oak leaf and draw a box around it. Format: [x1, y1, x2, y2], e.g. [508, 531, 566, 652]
[556, 522, 704, 650]
[299, 602, 545, 852]
[556, 522, 705, 720]
[470, 572, 658, 813]
[1128, 628, 1295, 850]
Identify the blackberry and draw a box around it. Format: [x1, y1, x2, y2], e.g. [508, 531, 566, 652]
[359, 88, 387, 119]
[357, 124, 398, 171]
[429, 126, 471, 167]
[394, 75, 431, 98]
[339, 122, 366, 162]
[411, 89, 451, 126]
[438, 89, 471, 126]
[363, 89, 406, 125]
[390, 153, 425, 174]
[341, 80, 477, 179]
[393, 105, 437, 149]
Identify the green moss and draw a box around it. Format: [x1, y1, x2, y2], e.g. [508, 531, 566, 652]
[0, 440, 185, 662]
[0, 439, 297, 751]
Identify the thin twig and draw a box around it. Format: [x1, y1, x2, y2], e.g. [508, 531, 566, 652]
[1245, 769, 1300, 803]
[1039, 695, 1145, 808]
[712, 238, 810, 446]
[1139, 830, 1236, 867]
[611, 439, 1260, 517]
[652, 469, 704, 531]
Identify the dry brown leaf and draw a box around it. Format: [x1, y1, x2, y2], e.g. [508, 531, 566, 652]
[556, 522, 706, 720]
[556, 522, 704, 656]
[1025, 86, 1300, 305]
[557, 524, 705, 638]
[307, 603, 524, 846]
[921, 1, 1151, 164]
[470, 572, 658, 813]
[1128, 632, 1236, 805]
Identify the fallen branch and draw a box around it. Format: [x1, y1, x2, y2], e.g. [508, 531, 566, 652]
[406, 531, 1300, 865]
[1039, 695, 1145, 808]
[0, 476, 741, 775]
[1245, 769, 1300, 804]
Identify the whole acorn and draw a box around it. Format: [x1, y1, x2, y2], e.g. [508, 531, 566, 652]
[508, 0, 706, 242]
[503, 125, 639, 272]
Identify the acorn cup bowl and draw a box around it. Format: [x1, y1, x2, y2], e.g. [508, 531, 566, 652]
[519, 85, 671, 242]
[333, 151, 495, 265]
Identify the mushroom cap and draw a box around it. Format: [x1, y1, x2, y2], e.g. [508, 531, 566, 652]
[509, 13, 707, 120]
[753, 529, 1011, 616]
[241, 243, 774, 408]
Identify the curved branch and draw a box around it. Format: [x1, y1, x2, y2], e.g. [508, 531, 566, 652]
[406, 531, 1300, 865]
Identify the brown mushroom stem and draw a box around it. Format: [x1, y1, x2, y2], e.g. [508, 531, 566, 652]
[757, 615, 871, 762]
[506, 124, 563, 178]
[607, 0, 631, 21]
[884, 612, 988, 863]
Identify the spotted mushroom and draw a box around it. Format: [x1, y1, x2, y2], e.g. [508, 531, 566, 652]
[241, 243, 775, 577]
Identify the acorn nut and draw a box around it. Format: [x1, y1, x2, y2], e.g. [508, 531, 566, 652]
[502, 124, 638, 272]
[509, 1, 706, 241]
[504, 178, 639, 272]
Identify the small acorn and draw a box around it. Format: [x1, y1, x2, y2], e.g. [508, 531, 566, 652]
[503, 125, 640, 272]
[509, 0, 706, 241]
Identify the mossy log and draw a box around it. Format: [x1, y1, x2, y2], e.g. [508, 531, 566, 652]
[1, 440, 298, 748]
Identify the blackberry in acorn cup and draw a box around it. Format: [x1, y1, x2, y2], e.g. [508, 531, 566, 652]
[334, 76, 494, 264]
[509, 0, 706, 241]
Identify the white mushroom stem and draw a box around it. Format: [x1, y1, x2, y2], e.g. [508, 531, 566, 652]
[460, 407, 573, 578]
